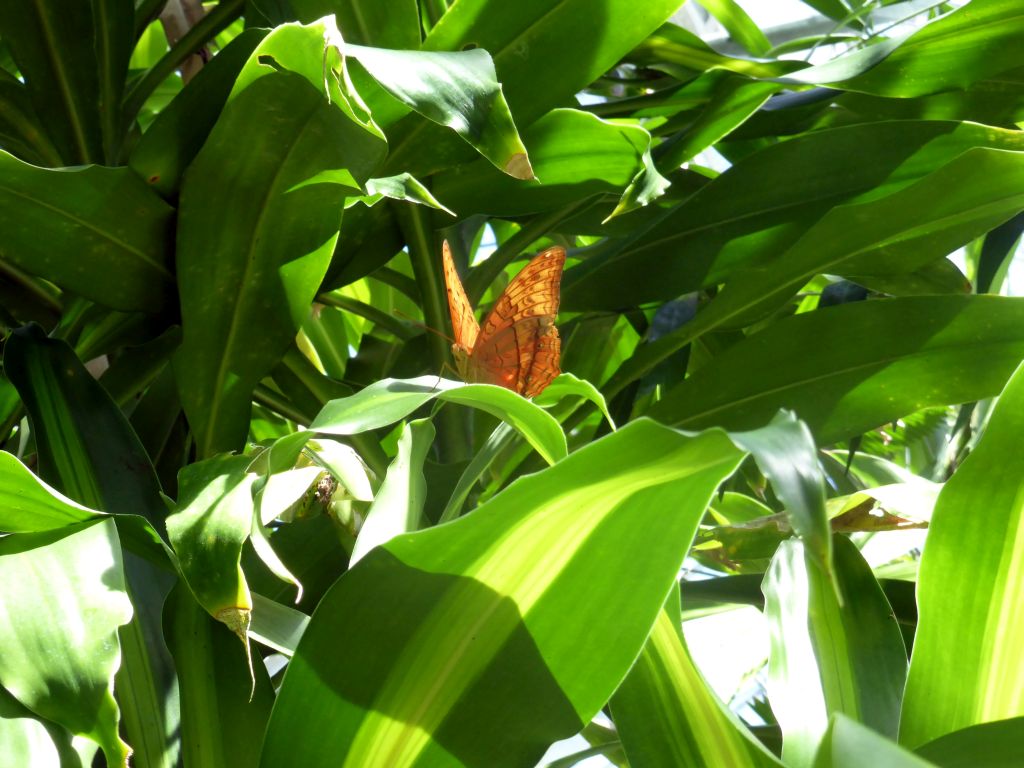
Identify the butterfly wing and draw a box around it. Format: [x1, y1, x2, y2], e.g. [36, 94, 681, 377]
[442, 240, 480, 355]
[470, 246, 565, 395]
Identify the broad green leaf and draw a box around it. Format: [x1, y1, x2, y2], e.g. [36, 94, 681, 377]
[249, 592, 310, 656]
[0, 1, 105, 162]
[914, 717, 1024, 767]
[2, 323, 181, 768]
[0, 69, 62, 166]
[3, 324, 170, 535]
[562, 121, 1024, 312]
[532, 373, 616, 428]
[310, 438, 376, 501]
[255, 466, 324, 525]
[90, 0, 133, 162]
[291, 0, 421, 48]
[433, 108, 655, 217]
[310, 377, 567, 466]
[346, 42, 533, 179]
[604, 138, 671, 223]
[251, 467, 322, 601]
[655, 75, 781, 171]
[260, 419, 745, 768]
[611, 600, 782, 768]
[763, 536, 906, 767]
[164, 584, 274, 768]
[438, 422, 517, 524]
[698, 0, 771, 56]
[814, 715, 936, 768]
[0, 153, 174, 312]
[615, 147, 1024, 401]
[129, 29, 266, 198]
[900, 360, 1024, 746]
[0, 684, 82, 768]
[173, 20, 386, 457]
[791, 0, 1024, 98]
[629, 23, 796, 80]
[380, 0, 685, 178]
[351, 419, 434, 565]
[651, 296, 1024, 445]
[0, 520, 132, 766]
[0, 451, 100, 532]
[167, 456, 256, 639]
[731, 412, 830, 574]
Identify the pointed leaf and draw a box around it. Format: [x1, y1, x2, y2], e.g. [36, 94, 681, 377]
[346, 42, 533, 179]
[611, 601, 782, 767]
[0, 154, 174, 312]
[173, 20, 387, 456]
[310, 376, 567, 466]
[652, 296, 1024, 445]
[260, 420, 745, 767]
[901, 359, 1024, 746]
[0, 520, 133, 765]
[763, 536, 906, 767]
[351, 418, 435, 565]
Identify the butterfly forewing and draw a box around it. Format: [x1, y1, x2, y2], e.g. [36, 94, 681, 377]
[442, 240, 479, 353]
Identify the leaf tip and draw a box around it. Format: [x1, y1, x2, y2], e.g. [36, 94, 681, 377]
[505, 152, 535, 181]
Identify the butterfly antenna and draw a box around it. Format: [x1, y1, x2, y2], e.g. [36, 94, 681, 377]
[394, 308, 456, 346]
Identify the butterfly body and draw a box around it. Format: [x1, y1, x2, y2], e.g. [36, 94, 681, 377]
[442, 241, 565, 398]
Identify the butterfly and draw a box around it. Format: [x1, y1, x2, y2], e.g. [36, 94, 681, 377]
[442, 240, 565, 398]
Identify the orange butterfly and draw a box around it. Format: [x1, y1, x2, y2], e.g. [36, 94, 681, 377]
[442, 240, 565, 398]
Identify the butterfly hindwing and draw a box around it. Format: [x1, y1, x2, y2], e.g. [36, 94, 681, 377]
[441, 242, 564, 397]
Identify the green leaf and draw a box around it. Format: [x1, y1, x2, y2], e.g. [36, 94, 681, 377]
[619, 147, 1024, 402]
[310, 377, 568, 466]
[2, 323, 181, 768]
[3, 324, 170, 534]
[654, 75, 781, 171]
[164, 583, 274, 768]
[792, 0, 1024, 99]
[248, 591, 310, 656]
[731, 412, 831, 574]
[433, 108, 655, 217]
[0, 1, 106, 162]
[531, 372, 616, 431]
[173, 20, 387, 457]
[763, 536, 907, 767]
[814, 715, 936, 768]
[611, 600, 782, 767]
[629, 23, 796, 80]
[650, 296, 1024, 445]
[698, 0, 771, 56]
[259, 420, 745, 767]
[603, 137, 671, 223]
[291, 0, 421, 48]
[346, 42, 533, 179]
[358, 172, 456, 215]
[351, 418, 435, 564]
[900, 359, 1024, 746]
[129, 29, 267, 198]
[0, 451, 100, 532]
[382, 0, 685, 177]
[0, 520, 133, 766]
[562, 121, 1024, 312]
[914, 718, 1024, 767]
[0, 153, 174, 312]
[167, 456, 256, 638]
[0, 69, 62, 166]
[0, 684, 85, 768]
